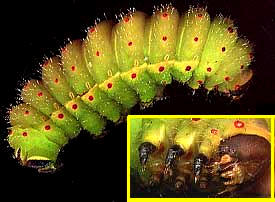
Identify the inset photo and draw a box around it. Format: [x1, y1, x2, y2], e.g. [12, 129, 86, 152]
[127, 116, 273, 199]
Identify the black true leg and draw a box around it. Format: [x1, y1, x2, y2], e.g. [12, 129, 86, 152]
[193, 153, 208, 184]
[164, 145, 184, 173]
[138, 142, 157, 167]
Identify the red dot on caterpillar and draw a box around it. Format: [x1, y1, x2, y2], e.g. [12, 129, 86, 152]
[185, 66, 191, 71]
[240, 65, 244, 69]
[159, 66, 165, 72]
[249, 53, 253, 59]
[96, 51, 100, 56]
[234, 85, 240, 91]
[197, 80, 203, 85]
[45, 125, 51, 131]
[162, 36, 167, 41]
[88, 95, 94, 101]
[54, 78, 59, 84]
[37, 92, 43, 97]
[24, 110, 29, 115]
[72, 104, 78, 110]
[58, 113, 64, 119]
[162, 12, 168, 18]
[207, 67, 212, 72]
[89, 27, 95, 33]
[124, 17, 130, 23]
[42, 60, 49, 67]
[191, 118, 200, 121]
[227, 27, 234, 33]
[8, 130, 13, 135]
[234, 120, 245, 128]
[131, 73, 137, 79]
[22, 132, 28, 137]
[107, 83, 113, 89]
[128, 41, 133, 46]
[210, 128, 218, 135]
[71, 66, 76, 72]
[224, 76, 230, 81]
[194, 37, 198, 42]
[222, 47, 226, 52]
[197, 13, 203, 18]
[61, 47, 67, 53]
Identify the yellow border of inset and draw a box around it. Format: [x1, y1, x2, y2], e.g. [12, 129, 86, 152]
[127, 115, 275, 202]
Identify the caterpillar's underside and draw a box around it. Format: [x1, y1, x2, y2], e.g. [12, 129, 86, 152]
[130, 118, 270, 197]
[7, 5, 254, 168]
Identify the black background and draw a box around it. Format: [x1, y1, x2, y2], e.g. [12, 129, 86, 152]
[1, 0, 274, 200]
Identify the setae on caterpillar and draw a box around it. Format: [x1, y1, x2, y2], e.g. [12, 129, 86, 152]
[129, 117, 271, 197]
[6, 4, 255, 171]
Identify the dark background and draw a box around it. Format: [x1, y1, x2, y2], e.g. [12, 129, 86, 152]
[1, 0, 274, 200]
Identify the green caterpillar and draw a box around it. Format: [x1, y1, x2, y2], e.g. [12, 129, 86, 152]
[129, 117, 271, 197]
[7, 5, 254, 170]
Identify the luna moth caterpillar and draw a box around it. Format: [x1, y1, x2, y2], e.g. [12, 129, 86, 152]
[6, 5, 256, 171]
[130, 117, 271, 197]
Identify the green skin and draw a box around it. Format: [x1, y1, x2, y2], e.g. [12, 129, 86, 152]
[8, 6, 253, 168]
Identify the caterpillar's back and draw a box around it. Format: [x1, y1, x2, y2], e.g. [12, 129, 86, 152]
[6, 4, 253, 170]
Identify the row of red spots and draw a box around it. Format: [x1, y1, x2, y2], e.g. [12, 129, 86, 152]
[162, 36, 167, 41]
[207, 67, 212, 72]
[211, 128, 219, 135]
[44, 125, 51, 131]
[194, 37, 199, 42]
[159, 66, 165, 72]
[131, 73, 137, 79]
[128, 41, 133, 46]
[185, 66, 191, 71]
[22, 131, 28, 137]
[222, 47, 226, 52]
[234, 120, 245, 128]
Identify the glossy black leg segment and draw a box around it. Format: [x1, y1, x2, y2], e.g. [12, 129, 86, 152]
[164, 145, 184, 170]
[138, 142, 157, 166]
[193, 153, 208, 184]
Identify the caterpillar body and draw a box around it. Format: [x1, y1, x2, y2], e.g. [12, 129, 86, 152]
[130, 118, 271, 197]
[6, 5, 254, 170]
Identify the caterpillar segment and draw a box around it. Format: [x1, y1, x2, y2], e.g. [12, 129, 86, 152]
[61, 39, 95, 95]
[7, 5, 254, 169]
[132, 118, 270, 196]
